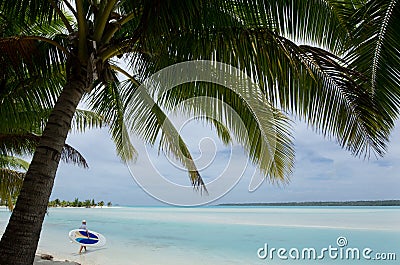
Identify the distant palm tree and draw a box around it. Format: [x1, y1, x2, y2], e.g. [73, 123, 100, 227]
[84, 199, 91, 208]
[53, 198, 60, 207]
[60, 200, 68, 207]
[72, 198, 79, 208]
[0, 1, 397, 264]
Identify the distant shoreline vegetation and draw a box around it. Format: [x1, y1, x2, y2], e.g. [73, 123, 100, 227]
[48, 198, 112, 208]
[218, 200, 400, 207]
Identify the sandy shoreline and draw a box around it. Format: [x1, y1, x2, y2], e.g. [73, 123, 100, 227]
[34, 254, 80, 265]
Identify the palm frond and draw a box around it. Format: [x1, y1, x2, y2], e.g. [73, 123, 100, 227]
[123, 80, 206, 190]
[0, 155, 29, 171]
[345, 0, 400, 121]
[0, 154, 28, 210]
[0, 133, 88, 168]
[61, 144, 88, 168]
[0, 36, 67, 83]
[134, 21, 389, 158]
[72, 109, 105, 132]
[158, 81, 294, 184]
[123, 59, 294, 184]
[210, 119, 232, 145]
[0, 0, 58, 25]
[0, 133, 39, 156]
[222, 0, 349, 53]
[0, 167, 24, 211]
[0, 8, 71, 37]
[292, 44, 391, 157]
[86, 80, 138, 162]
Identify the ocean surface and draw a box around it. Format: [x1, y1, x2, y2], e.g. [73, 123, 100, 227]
[0, 206, 399, 265]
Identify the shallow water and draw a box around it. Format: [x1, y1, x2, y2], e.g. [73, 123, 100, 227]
[0, 206, 399, 264]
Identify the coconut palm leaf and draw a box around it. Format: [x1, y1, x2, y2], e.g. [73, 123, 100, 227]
[0, 0, 58, 25]
[158, 82, 294, 184]
[0, 9, 69, 82]
[86, 79, 138, 162]
[229, 0, 350, 53]
[0, 155, 28, 210]
[71, 109, 105, 132]
[131, 87, 206, 189]
[345, 0, 400, 121]
[120, 66, 293, 186]
[0, 167, 24, 210]
[117, 77, 204, 189]
[0, 155, 29, 171]
[0, 36, 67, 81]
[0, 133, 39, 156]
[60, 143, 88, 168]
[130, 20, 388, 158]
[0, 133, 88, 168]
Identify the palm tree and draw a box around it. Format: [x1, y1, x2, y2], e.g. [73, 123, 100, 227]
[0, 79, 93, 211]
[0, 135, 88, 211]
[0, 1, 396, 264]
[0, 5, 105, 212]
[0, 155, 26, 209]
[60, 200, 68, 207]
[72, 198, 79, 207]
[53, 198, 60, 207]
[0, 103, 100, 211]
[0, 57, 100, 212]
[84, 199, 91, 208]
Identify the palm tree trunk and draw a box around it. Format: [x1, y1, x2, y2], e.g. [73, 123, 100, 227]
[0, 75, 86, 265]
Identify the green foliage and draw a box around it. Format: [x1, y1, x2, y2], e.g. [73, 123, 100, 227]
[345, 0, 400, 124]
[47, 198, 111, 208]
[1, 1, 399, 262]
[220, 200, 400, 207]
[0, 166, 24, 210]
[1, 0, 398, 193]
[0, 0, 397, 225]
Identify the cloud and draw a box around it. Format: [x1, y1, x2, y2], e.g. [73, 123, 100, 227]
[309, 156, 334, 164]
[52, 116, 400, 205]
[372, 159, 392, 168]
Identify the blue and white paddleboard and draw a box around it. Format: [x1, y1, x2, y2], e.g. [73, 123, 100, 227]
[68, 229, 106, 247]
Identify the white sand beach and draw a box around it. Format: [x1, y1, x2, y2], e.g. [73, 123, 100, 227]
[34, 254, 80, 265]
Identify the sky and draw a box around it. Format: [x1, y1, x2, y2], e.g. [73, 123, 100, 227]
[51, 111, 400, 206]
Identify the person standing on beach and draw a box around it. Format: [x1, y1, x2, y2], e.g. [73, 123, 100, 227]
[79, 220, 89, 254]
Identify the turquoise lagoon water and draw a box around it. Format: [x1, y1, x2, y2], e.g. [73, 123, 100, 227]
[0, 206, 399, 265]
